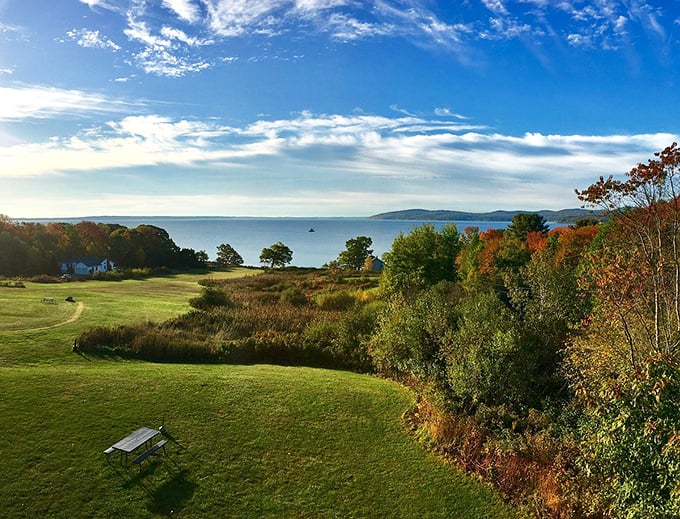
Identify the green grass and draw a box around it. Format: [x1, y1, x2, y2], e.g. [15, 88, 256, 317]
[0, 271, 524, 518]
[0, 270, 255, 365]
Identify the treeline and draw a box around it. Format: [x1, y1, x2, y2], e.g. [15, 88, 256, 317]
[0, 217, 207, 276]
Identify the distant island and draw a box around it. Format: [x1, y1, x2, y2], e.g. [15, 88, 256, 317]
[369, 208, 603, 224]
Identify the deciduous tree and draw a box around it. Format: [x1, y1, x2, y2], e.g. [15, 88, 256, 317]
[381, 223, 459, 294]
[216, 243, 244, 267]
[259, 242, 293, 268]
[336, 236, 373, 270]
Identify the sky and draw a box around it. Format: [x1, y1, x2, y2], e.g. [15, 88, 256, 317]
[0, 0, 679, 218]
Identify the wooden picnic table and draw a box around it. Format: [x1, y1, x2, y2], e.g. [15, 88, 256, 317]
[112, 426, 159, 453]
[108, 427, 160, 464]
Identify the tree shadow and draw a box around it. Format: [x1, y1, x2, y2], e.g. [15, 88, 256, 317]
[146, 469, 196, 516]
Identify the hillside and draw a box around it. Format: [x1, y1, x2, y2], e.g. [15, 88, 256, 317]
[0, 273, 520, 518]
[370, 208, 603, 223]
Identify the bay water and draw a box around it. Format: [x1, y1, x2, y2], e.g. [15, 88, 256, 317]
[27, 216, 513, 268]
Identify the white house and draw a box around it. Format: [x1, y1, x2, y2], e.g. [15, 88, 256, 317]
[59, 257, 114, 276]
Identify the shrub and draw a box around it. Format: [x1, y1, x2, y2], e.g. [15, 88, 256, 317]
[314, 290, 356, 311]
[29, 274, 63, 284]
[0, 280, 25, 288]
[578, 354, 680, 518]
[189, 286, 233, 311]
[280, 286, 307, 306]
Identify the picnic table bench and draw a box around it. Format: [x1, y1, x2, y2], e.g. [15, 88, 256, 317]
[104, 427, 167, 468]
[133, 439, 167, 466]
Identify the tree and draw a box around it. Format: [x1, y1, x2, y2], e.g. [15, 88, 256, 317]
[381, 223, 460, 294]
[575, 142, 680, 359]
[216, 243, 244, 267]
[195, 250, 209, 264]
[505, 213, 549, 242]
[336, 236, 373, 270]
[259, 241, 293, 268]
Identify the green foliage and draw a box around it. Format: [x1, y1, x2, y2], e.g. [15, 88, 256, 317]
[444, 290, 531, 410]
[216, 243, 244, 266]
[381, 223, 460, 295]
[578, 354, 680, 518]
[188, 286, 233, 311]
[314, 290, 356, 311]
[331, 301, 384, 372]
[336, 236, 373, 270]
[280, 286, 307, 306]
[505, 213, 549, 241]
[260, 241, 293, 268]
[371, 282, 458, 382]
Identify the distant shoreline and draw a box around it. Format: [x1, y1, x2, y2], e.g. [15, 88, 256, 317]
[369, 208, 603, 224]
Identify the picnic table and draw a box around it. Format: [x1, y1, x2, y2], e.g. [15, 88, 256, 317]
[105, 427, 164, 466]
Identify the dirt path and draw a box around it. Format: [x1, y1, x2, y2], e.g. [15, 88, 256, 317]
[33, 301, 85, 331]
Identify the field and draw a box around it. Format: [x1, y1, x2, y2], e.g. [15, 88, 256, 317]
[0, 272, 521, 518]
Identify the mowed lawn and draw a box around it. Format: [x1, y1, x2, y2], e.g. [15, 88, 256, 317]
[0, 270, 256, 365]
[0, 273, 523, 518]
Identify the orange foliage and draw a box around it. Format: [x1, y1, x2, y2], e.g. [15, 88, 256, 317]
[477, 229, 504, 275]
[553, 226, 599, 267]
[526, 230, 548, 253]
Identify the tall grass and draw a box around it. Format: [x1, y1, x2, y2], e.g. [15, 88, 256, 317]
[77, 270, 382, 371]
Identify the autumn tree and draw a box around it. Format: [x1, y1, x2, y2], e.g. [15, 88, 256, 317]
[575, 142, 680, 361]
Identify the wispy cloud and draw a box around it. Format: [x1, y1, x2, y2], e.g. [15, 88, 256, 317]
[1, 108, 676, 213]
[66, 29, 121, 51]
[0, 84, 144, 121]
[72, 0, 678, 77]
[124, 18, 211, 76]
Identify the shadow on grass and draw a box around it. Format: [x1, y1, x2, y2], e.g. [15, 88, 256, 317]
[146, 469, 196, 516]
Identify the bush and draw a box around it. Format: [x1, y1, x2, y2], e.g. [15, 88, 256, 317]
[189, 287, 234, 311]
[29, 274, 63, 284]
[0, 280, 25, 288]
[578, 354, 680, 518]
[280, 286, 307, 306]
[314, 290, 356, 311]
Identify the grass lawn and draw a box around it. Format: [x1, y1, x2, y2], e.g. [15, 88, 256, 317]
[0, 269, 255, 365]
[0, 271, 524, 518]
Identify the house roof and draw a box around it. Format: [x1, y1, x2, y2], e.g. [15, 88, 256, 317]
[60, 257, 109, 267]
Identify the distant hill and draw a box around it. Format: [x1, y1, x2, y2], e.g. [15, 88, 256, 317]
[369, 208, 603, 224]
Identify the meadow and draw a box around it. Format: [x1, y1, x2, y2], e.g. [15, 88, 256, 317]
[0, 271, 521, 518]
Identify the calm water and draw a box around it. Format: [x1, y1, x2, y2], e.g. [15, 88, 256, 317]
[27, 217, 512, 267]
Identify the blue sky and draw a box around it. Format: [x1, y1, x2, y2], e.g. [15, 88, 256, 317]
[1, 0, 679, 217]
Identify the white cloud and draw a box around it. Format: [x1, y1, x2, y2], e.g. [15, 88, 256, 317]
[204, 0, 287, 38]
[482, 0, 508, 15]
[2, 108, 678, 216]
[434, 107, 469, 119]
[0, 84, 143, 121]
[162, 0, 202, 24]
[325, 13, 393, 40]
[69, 0, 679, 78]
[1, 110, 675, 200]
[124, 19, 212, 76]
[160, 26, 213, 46]
[66, 29, 121, 51]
